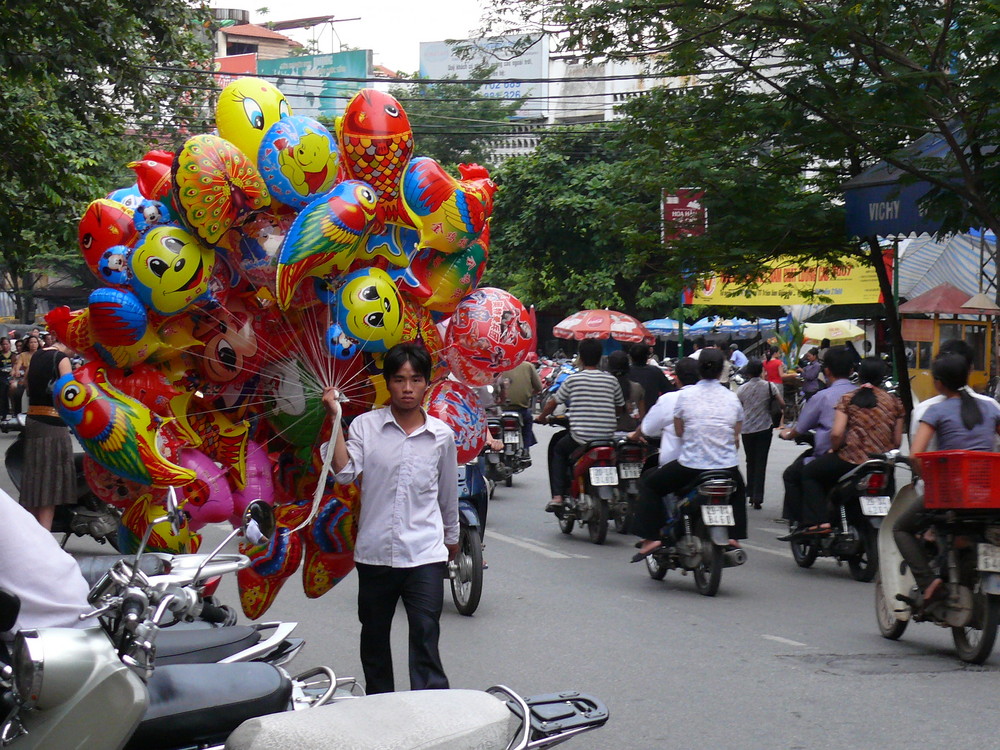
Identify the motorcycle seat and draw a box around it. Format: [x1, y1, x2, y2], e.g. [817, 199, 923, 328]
[126, 662, 291, 750]
[677, 470, 736, 499]
[155, 625, 261, 665]
[75, 554, 167, 589]
[227, 689, 518, 750]
[569, 439, 616, 463]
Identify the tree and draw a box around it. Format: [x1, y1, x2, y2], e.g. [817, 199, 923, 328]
[388, 68, 524, 172]
[0, 0, 213, 321]
[487, 86, 848, 319]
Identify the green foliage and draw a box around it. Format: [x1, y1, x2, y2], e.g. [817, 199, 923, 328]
[389, 68, 523, 172]
[0, 0, 212, 319]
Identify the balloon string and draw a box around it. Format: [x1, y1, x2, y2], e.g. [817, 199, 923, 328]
[289, 404, 339, 533]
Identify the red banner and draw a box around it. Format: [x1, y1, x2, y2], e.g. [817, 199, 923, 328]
[662, 188, 706, 242]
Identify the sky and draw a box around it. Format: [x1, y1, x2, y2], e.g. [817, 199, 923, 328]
[213, 0, 491, 73]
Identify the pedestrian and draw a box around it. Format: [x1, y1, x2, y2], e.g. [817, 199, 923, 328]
[10, 335, 40, 417]
[0, 338, 14, 423]
[800, 348, 823, 400]
[19, 339, 74, 530]
[502, 357, 543, 461]
[762, 345, 785, 386]
[628, 357, 700, 466]
[737, 359, 783, 510]
[324, 342, 458, 695]
[628, 343, 673, 412]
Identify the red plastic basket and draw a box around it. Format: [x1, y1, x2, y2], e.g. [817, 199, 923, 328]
[917, 450, 1000, 509]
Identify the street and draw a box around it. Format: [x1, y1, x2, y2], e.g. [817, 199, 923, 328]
[8, 425, 998, 749]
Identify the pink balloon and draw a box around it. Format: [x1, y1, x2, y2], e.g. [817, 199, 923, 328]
[231, 442, 275, 526]
[177, 449, 235, 531]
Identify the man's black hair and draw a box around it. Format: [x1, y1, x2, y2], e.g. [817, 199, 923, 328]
[383, 342, 431, 381]
[743, 358, 763, 378]
[938, 338, 975, 369]
[675, 356, 701, 386]
[822, 346, 855, 378]
[698, 347, 725, 379]
[578, 338, 603, 366]
[629, 343, 651, 366]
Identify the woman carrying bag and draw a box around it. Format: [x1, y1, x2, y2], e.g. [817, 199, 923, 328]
[737, 359, 784, 510]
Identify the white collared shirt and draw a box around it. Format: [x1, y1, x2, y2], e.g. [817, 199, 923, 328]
[334, 407, 459, 568]
[674, 379, 744, 469]
[641, 385, 694, 465]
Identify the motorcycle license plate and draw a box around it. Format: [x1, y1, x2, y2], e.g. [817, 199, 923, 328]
[860, 495, 891, 516]
[589, 466, 619, 486]
[619, 463, 643, 480]
[503, 431, 520, 443]
[701, 504, 735, 526]
[977, 543, 1000, 573]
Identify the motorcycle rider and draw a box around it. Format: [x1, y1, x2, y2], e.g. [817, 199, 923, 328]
[502, 356, 543, 462]
[0, 487, 93, 637]
[628, 343, 673, 412]
[894, 352, 1000, 601]
[627, 357, 700, 466]
[535, 338, 623, 514]
[630, 348, 747, 559]
[776, 346, 856, 531]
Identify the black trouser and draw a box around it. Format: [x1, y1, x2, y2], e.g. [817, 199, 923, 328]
[800, 453, 856, 526]
[548, 432, 581, 497]
[741, 429, 773, 503]
[355, 561, 449, 694]
[782, 452, 809, 523]
[631, 460, 747, 541]
[0, 377, 8, 420]
[891, 491, 936, 589]
[510, 406, 536, 449]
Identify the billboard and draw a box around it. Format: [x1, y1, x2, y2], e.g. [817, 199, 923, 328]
[662, 188, 706, 241]
[419, 34, 549, 120]
[258, 50, 372, 120]
[690, 256, 884, 306]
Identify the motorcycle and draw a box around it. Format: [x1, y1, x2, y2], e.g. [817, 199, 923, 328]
[610, 434, 647, 535]
[484, 411, 528, 487]
[875, 450, 1000, 664]
[0, 500, 354, 749]
[643, 471, 748, 596]
[5, 430, 120, 550]
[785, 437, 897, 582]
[451, 458, 488, 616]
[547, 417, 617, 545]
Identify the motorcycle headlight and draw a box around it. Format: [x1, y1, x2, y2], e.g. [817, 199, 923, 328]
[12, 631, 43, 709]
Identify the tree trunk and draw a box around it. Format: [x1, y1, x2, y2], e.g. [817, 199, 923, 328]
[866, 237, 913, 418]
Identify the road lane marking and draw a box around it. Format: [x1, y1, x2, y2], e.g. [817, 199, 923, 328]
[761, 634, 808, 647]
[741, 541, 792, 558]
[485, 530, 589, 559]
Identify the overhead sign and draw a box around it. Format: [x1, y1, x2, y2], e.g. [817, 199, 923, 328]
[419, 34, 549, 120]
[258, 50, 372, 120]
[662, 189, 706, 241]
[844, 180, 942, 239]
[690, 256, 884, 306]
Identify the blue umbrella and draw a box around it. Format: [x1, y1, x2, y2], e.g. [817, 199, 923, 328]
[643, 318, 680, 337]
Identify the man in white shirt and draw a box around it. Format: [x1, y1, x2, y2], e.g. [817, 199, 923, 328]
[325, 343, 458, 694]
[629, 357, 700, 466]
[0, 488, 94, 638]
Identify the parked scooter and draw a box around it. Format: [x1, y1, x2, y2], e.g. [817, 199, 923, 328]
[547, 416, 616, 545]
[876, 451, 1000, 664]
[5, 430, 120, 550]
[642, 471, 748, 596]
[0, 501, 353, 749]
[784, 436, 897, 582]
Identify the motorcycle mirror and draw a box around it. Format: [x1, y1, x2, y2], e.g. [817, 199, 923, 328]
[242, 501, 275, 545]
[166, 486, 182, 538]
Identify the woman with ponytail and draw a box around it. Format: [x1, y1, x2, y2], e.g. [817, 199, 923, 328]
[893, 353, 1000, 601]
[794, 357, 905, 535]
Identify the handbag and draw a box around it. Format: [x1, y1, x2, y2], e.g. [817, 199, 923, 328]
[767, 382, 783, 428]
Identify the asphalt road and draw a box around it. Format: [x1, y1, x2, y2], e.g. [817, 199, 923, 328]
[8, 424, 1000, 749]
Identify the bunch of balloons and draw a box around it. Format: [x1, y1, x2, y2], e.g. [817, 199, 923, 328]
[52, 78, 534, 618]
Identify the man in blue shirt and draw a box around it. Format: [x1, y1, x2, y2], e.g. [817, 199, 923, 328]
[775, 346, 856, 533]
[729, 344, 748, 372]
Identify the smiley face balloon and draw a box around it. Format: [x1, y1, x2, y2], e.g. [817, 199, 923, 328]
[331, 267, 404, 355]
[216, 77, 292, 165]
[128, 225, 217, 317]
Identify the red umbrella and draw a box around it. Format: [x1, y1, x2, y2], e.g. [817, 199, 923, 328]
[552, 309, 655, 345]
